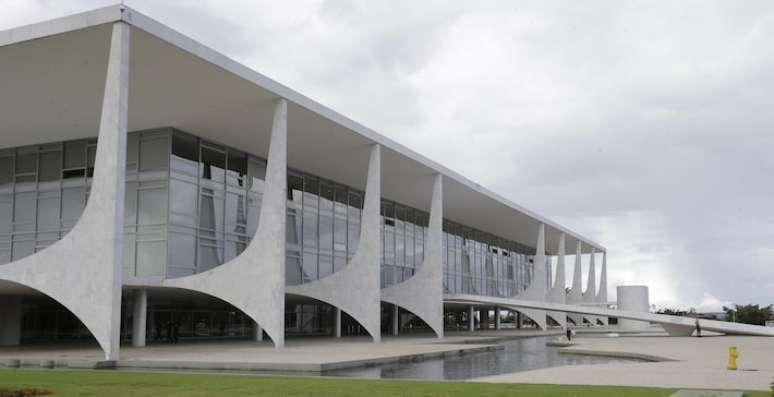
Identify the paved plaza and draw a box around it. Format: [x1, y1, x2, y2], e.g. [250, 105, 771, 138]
[0, 329, 553, 372]
[476, 335, 774, 391]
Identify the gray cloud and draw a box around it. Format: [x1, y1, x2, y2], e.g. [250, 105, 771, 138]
[2, 0, 773, 310]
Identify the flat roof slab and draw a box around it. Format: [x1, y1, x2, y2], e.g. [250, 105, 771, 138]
[0, 5, 604, 253]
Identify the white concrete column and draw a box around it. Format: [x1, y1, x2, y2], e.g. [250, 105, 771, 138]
[587, 253, 597, 327]
[0, 297, 21, 346]
[100, 21, 130, 361]
[495, 307, 501, 330]
[585, 248, 597, 300]
[381, 173, 444, 338]
[287, 144, 382, 342]
[468, 305, 475, 332]
[163, 98, 288, 348]
[0, 22, 129, 360]
[516, 223, 548, 330]
[253, 323, 263, 342]
[546, 232, 567, 328]
[597, 252, 608, 303]
[131, 289, 147, 347]
[583, 248, 599, 325]
[596, 251, 609, 326]
[334, 308, 342, 338]
[554, 234, 566, 296]
[392, 304, 400, 336]
[566, 240, 584, 325]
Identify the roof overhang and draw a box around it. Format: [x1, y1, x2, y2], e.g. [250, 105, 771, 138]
[0, 5, 605, 254]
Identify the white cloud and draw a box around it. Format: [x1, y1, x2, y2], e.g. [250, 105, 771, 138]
[2, 0, 774, 307]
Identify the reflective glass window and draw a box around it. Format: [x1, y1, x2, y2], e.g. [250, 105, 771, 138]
[136, 240, 166, 276]
[140, 136, 169, 172]
[347, 192, 361, 257]
[171, 132, 198, 176]
[15, 150, 36, 175]
[138, 187, 167, 225]
[226, 150, 247, 187]
[0, 157, 12, 186]
[64, 141, 86, 169]
[302, 176, 318, 249]
[302, 251, 317, 282]
[248, 159, 266, 192]
[127, 133, 139, 170]
[169, 179, 198, 227]
[0, 194, 12, 236]
[168, 231, 196, 274]
[86, 145, 96, 177]
[12, 240, 34, 261]
[36, 193, 60, 232]
[125, 182, 138, 225]
[38, 151, 61, 182]
[200, 145, 225, 183]
[13, 192, 35, 226]
[199, 192, 224, 231]
[61, 187, 85, 226]
[198, 239, 222, 272]
[318, 183, 334, 253]
[286, 253, 302, 285]
[333, 186, 347, 254]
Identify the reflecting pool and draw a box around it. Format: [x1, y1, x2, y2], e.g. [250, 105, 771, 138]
[324, 336, 641, 380]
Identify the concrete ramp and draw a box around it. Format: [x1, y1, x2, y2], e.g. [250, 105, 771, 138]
[445, 294, 774, 337]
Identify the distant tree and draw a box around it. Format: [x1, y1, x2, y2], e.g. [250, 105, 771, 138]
[723, 304, 773, 325]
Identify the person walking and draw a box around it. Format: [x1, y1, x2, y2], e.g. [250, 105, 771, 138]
[171, 320, 179, 344]
[566, 323, 573, 341]
[694, 317, 702, 338]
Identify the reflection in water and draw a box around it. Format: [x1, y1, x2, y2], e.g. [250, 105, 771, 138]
[324, 336, 640, 380]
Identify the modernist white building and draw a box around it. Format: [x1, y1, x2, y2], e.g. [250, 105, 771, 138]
[3, 6, 770, 361]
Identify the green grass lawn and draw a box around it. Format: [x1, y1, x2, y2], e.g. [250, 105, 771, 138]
[0, 369, 768, 397]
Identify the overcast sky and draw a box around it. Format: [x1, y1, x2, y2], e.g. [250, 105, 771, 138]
[3, 0, 773, 311]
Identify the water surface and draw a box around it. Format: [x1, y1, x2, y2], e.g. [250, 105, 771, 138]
[324, 336, 640, 380]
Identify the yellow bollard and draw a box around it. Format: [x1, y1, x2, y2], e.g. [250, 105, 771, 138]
[727, 346, 738, 370]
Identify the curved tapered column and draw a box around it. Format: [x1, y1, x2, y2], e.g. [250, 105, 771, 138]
[596, 251, 609, 326]
[0, 22, 129, 360]
[566, 241, 584, 326]
[163, 98, 287, 347]
[287, 144, 382, 342]
[515, 223, 547, 330]
[546, 233, 566, 328]
[382, 174, 444, 338]
[583, 248, 600, 325]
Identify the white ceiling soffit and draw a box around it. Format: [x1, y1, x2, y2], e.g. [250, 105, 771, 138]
[0, 5, 604, 254]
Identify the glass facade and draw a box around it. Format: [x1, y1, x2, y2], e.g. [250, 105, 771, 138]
[285, 170, 363, 285]
[380, 200, 429, 288]
[442, 220, 541, 297]
[0, 127, 545, 298]
[0, 140, 97, 264]
[0, 128, 266, 279]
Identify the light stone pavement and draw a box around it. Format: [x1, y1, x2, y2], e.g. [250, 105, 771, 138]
[475, 335, 774, 391]
[0, 330, 554, 372]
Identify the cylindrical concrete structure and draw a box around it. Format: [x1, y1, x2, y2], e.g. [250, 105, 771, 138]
[617, 285, 650, 331]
